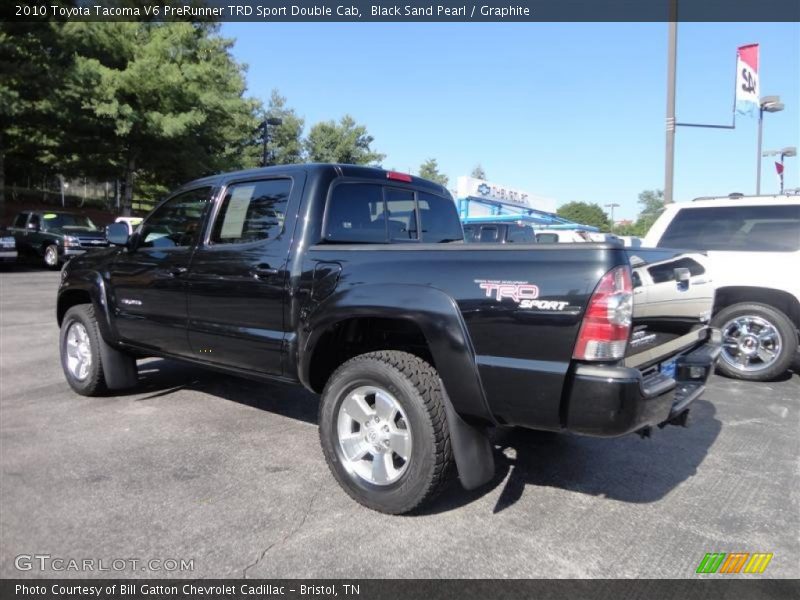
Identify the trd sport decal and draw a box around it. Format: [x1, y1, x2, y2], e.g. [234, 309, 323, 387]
[475, 280, 569, 311]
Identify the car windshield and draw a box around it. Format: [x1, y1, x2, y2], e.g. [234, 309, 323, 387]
[42, 213, 99, 232]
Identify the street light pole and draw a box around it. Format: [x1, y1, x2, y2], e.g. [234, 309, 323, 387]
[664, 17, 678, 206]
[605, 203, 620, 231]
[261, 117, 284, 167]
[756, 96, 784, 195]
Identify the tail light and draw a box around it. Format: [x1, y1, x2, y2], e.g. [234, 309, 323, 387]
[573, 266, 633, 361]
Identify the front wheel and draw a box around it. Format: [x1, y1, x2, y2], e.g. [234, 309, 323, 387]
[59, 304, 138, 395]
[43, 244, 59, 269]
[712, 302, 798, 381]
[318, 351, 452, 514]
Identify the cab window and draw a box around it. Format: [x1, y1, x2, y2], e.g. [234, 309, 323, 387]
[324, 183, 461, 244]
[140, 187, 211, 249]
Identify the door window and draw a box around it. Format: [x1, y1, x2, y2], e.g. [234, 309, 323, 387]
[211, 179, 291, 244]
[12, 213, 28, 228]
[140, 187, 211, 249]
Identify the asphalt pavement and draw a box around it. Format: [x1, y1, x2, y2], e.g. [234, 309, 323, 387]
[1, 269, 798, 578]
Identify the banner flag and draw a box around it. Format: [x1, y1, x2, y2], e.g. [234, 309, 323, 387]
[776, 161, 784, 190]
[735, 44, 759, 117]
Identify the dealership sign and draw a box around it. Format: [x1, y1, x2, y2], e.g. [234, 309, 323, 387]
[735, 43, 759, 117]
[456, 176, 534, 208]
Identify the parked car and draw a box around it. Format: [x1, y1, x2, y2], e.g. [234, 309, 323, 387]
[113, 216, 143, 235]
[0, 228, 18, 264]
[463, 220, 537, 243]
[618, 235, 643, 248]
[58, 164, 721, 514]
[9, 210, 109, 268]
[644, 194, 800, 381]
[534, 228, 594, 243]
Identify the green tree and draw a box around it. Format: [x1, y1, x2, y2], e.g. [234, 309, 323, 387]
[418, 158, 448, 186]
[0, 21, 72, 205]
[262, 89, 304, 165]
[470, 164, 486, 180]
[556, 201, 610, 230]
[634, 189, 665, 236]
[58, 22, 262, 213]
[305, 115, 384, 165]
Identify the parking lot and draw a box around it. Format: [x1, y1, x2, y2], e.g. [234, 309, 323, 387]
[1, 268, 798, 579]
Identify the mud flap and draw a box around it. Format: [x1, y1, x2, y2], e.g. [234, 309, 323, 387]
[98, 338, 138, 391]
[442, 389, 495, 490]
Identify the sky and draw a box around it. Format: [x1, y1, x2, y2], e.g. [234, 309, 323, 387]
[221, 22, 799, 220]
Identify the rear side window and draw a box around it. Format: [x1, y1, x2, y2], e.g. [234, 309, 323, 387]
[659, 205, 800, 252]
[211, 179, 291, 244]
[324, 183, 461, 243]
[507, 225, 536, 243]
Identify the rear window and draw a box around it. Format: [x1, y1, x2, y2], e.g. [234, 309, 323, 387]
[324, 183, 461, 243]
[659, 205, 800, 252]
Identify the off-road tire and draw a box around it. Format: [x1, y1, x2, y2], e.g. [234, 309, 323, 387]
[59, 304, 109, 396]
[319, 351, 452, 514]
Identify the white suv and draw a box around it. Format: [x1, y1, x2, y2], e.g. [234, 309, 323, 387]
[644, 195, 800, 381]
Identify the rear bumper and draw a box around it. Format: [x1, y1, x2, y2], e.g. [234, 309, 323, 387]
[565, 329, 722, 437]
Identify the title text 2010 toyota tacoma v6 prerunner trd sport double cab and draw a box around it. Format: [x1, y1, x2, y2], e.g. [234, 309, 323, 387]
[57, 164, 721, 513]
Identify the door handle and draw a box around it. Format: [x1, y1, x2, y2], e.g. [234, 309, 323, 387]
[251, 265, 279, 280]
[168, 266, 188, 277]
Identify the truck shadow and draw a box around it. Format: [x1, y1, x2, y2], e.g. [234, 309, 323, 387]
[128, 358, 320, 425]
[425, 399, 722, 514]
[123, 358, 723, 514]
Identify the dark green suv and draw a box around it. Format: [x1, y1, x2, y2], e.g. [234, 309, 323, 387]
[9, 210, 108, 268]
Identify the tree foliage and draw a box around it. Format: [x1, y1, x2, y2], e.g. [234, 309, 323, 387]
[2, 22, 387, 213]
[556, 201, 610, 230]
[614, 189, 666, 237]
[262, 89, 305, 165]
[418, 158, 448, 186]
[470, 164, 486, 180]
[305, 115, 385, 166]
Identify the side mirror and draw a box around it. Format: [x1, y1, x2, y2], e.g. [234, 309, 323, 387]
[27, 222, 40, 232]
[106, 222, 130, 246]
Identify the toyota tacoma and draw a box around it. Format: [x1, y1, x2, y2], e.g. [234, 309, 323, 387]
[57, 164, 721, 513]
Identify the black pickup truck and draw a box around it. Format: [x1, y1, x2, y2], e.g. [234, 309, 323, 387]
[57, 164, 721, 514]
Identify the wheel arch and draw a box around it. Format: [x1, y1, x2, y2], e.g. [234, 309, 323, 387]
[714, 286, 800, 332]
[299, 284, 494, 425]
[57, 272, 116, 343]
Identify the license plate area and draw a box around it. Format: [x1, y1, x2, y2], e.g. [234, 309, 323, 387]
[660, 358, 677, 379]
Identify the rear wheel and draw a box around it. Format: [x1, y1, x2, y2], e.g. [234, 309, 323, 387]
[712, 302, 798, 381]
[43, 244, 59, 269]
[318, 351, 452, 514]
